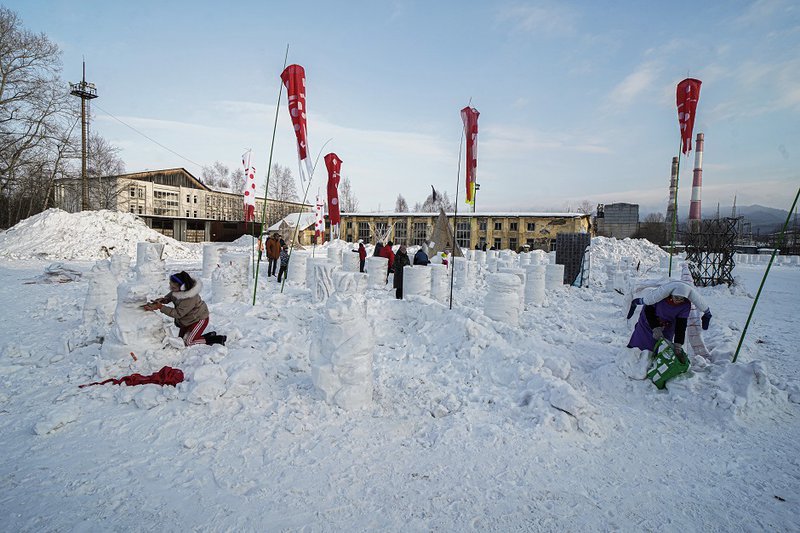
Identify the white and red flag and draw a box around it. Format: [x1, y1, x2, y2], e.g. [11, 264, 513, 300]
[242, 150, 257, 222]
[324, 153, 342, 240]
[281, 64, 313, 186]
[676, 78, 702, 155]
[314, 195, 325, 241]
[460, 106, 479, 205]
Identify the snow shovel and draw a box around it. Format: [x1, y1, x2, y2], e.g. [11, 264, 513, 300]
[646, 338, 690, 390]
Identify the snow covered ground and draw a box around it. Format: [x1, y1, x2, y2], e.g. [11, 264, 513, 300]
[1, 211, 798, 532]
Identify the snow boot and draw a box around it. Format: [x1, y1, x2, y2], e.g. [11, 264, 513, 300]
[205, 334, 227, 346]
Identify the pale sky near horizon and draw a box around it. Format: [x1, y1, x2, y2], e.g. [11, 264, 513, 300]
[8, 0, 799, 215]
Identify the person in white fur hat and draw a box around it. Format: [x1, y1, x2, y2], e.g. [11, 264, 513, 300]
[626, 280, 712, 358]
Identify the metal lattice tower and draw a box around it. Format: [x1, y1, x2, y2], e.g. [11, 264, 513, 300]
[69, 62, 98, 211]
[682, 217, 739, 286]
[555, 233, 591, 287]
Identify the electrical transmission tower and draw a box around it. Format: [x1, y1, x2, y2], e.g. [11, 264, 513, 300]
[69, 62, 98, 210]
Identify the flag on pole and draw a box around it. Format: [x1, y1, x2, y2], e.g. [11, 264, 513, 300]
[280, 64, 313, 185]
[314, 195, 325, 241]
[242, 150, 257, 222]
[324, 153, 342, 239]
[676, 78, 702, 155]
[460, 106, 479, 204]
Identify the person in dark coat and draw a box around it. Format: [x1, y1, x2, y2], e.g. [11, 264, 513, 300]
[392, 245, 411, 299]
[277, 245, 290, 282]
[413, 245, 429, 266]
[266, 233, 281, 277]
[379, 240, 395, 283]
[627, 281, 712, 357]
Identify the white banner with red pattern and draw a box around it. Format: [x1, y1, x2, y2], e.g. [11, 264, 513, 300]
[242, 150, 256, 222]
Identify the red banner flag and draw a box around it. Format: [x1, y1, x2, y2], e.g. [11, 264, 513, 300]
[241, 150, 256, 222]
[281, 64, 313, 183]
[324, 153, 342, 227]
[676, 78, 702, 155]
[460, 106, 479, 204]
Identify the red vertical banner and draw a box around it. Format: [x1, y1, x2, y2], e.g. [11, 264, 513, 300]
[325, 153, 342, 231]
[280, 64, 313, 183]
[676, 78, 702, 155]
[460, 106, 479, 204]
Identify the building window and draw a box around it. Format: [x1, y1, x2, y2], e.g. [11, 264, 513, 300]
[130, 187, 135, 197]
[479, 219, 487, 231]
[394, 221, 407, 244]
[494, 221, 502, 231]
[527, 222, 536, 232]
[193, 196, 197, 204]
[138, 205, 143, 214]
[358, 222, 370, 242]
[346, 221, 352, 229]
[510, 222, 518, 231]
[412, 222, 427, 246]
[193, 211, 197, 218]
[493, 238, 502, 249]
[138, 187, 144, 199]
[509, 238, 518, 251]
[456, 220, 471, 249]
[130, 205, 135, 213]
[186, 194, 190, 203]
[186, 211, 190, 218]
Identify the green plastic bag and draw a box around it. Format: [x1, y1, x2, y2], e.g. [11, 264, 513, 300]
[646, 339, 690, 390]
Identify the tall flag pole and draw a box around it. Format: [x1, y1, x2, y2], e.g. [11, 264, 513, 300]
[669, 77, 702, 276]
[461, 106, 479, 207]
[253, 44, 289, 306]
[448, 105, 469, 310]
[325, 153, 342, 241]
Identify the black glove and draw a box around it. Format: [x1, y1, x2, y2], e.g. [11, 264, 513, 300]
[701, 310, 712, 330]
[627, 298, 643, 319]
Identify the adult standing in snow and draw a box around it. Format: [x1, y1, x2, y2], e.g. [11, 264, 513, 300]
[380, 240, 395, 282]
[143, 271, 226, 346]
[277, 245, 290, 282]
[257, 235, 265, 263]
[373, 242, 384, 257]
[352, 239, 367, 272]
[627, 280, 711, 359]
[266, 233, 281, 277]
[393, 245, 411, 299]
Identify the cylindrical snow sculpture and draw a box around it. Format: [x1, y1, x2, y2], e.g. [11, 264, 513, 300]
[327, 247, 343, 267]
[102, 280, 166, 360]
[84, 259, 119, 328]
[332, 271, 368, 294]
[484, 273, 522, 327]
[305, 258, 329, 291]
[499, 267, 526, 307]
[474, 250, 486, 265]
[524, 264, 546, 306]
[545, 263, 565, 290]
[547, 251, 557, 264]
[310, 261, 338, 303]
[429, 264, 448, 303]
[486, 256, 498, 273]
[519, 253, 531, 267]
[452, 257, 470, 288]
[286, 252, 307, 285]
[310, 293, 374, 410]
[202, 244, 228, 278]
[366, 256, 388, 289]
[212, 252, 250, 303]
[342, 250, 361, 272]
[403, 265, 431, 298]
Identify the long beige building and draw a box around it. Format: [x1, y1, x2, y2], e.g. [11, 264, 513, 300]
[337, 212, 592, 251]
[54, 168, 310, 242]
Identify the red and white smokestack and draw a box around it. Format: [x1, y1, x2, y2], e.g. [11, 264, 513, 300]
[688, 132, 704, 231]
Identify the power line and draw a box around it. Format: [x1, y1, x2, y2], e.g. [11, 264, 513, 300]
[92, 102, 204, 170]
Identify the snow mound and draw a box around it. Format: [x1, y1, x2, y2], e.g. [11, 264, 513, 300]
[589, 236, 666, 271]
[0, 209, 197, 261]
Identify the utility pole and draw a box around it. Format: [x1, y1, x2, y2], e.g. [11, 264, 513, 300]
[69, 62, 98, 210]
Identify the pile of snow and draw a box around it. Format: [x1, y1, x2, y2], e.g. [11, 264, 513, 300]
[0, 209, 197, 261]
[589, 236, 667, 271]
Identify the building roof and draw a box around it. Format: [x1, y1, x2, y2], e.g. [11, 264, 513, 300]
[267, 212, 316, 231]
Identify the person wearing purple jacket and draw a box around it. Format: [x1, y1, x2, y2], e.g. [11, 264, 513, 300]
[627, 281, 712, 356]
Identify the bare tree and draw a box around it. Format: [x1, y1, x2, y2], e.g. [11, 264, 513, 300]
[416, 187, 454, 212]
[268, 163, 298, 202]
[634, 212, 667, 245]
[338, 176, 359, 212]
[200, 161, 232, 188]
[395, 194, 409, 212]
[577, 200, 594, 215]
[86, 132, 127, 209]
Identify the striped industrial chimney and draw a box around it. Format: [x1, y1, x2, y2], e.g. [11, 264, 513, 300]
[688, 132, 704, 232]
[665, 156, 679, 241]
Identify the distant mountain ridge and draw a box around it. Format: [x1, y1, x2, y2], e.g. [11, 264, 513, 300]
[702, 204, 793, 233]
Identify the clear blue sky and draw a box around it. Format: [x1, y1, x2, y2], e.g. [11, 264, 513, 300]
[9, 0, 799, 214]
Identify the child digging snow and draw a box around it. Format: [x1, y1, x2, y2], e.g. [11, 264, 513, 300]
[143, 271, 226, 346]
